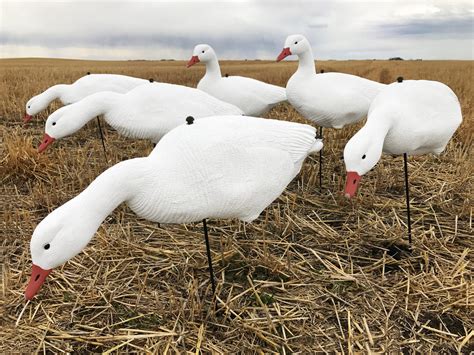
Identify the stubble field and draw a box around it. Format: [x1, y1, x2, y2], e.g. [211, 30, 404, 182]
[1, 58, 473, 353]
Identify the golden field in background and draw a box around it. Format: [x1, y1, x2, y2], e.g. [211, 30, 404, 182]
[1, 58, 473, 353]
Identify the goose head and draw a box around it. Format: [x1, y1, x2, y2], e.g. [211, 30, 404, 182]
[24, 94, 51, 123]
[38, 104, 88, 153]
[187, 44, 216, 67]
[25, 202, 97, 300]
[343, 129, 383, 198]
[276, 34, 311, 61]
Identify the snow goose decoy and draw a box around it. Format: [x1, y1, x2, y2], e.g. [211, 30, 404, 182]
[37, 82, 243, 154]
[187, 44, 287, 116]
[26, 73, 151, 162]
[276, 34, 386, 190]
[24, 73, 149, 122]
[25, 115, 323, 300]
[343, 78, 462, 244]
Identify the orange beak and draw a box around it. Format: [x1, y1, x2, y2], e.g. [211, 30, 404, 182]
[24, 113, 33, 124]
[25, 264, 52, 300]
[187, 55, 200, 68]
[38, 133, 55, 153]
[345, 171, 361, 198]
[276, 47, 292, 62]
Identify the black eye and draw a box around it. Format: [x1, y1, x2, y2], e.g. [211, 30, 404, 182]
[362, 154, 366, 159]
[202, 50, 205, 53]
[28, 105, 31, 108]
[44, 243, 50, 250]
[52, 122, 56, 126]
[294, 41, 298, 44]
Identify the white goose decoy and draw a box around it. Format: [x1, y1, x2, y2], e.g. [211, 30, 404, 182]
[187, 44, 287, 116]
[37, 82, 243, 153]
[25, 115, 323, 300]
[344, 78, 462, 243]
[276, 34, 386, 129]
[24, 73, 149, 122]
[276, 34, 386, 190]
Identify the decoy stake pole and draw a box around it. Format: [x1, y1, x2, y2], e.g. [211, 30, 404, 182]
[186, 117, 217, 297]
[202, 219, 216, 296]
[318, 126, 323, 192]
[403, 153, 412, 245]
[96, 116, 108, 164]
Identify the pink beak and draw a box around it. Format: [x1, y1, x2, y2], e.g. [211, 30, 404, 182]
[38, 133, 55, 153]
[345, 171, 361, 198]
[276, 47, 292, 62]
[25, 264, 52, 300]
[24, 113, 33, 124]
[187, 55, 200, 68]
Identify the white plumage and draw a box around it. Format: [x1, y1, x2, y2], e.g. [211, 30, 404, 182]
[344, 79, 462, 197]
[277, 35, 386, 128]
[26, 116, 323, 300]
[25, 74, 149, 121]
[38, 82, 243, 152]
[188, 44, 287, 116]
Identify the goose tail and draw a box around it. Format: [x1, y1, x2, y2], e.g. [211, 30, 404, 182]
[309, 139, 323, 155]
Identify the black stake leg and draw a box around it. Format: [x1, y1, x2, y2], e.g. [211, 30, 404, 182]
[318, 127, 323, 192]
[403, 153, 412, 245]
[202, 219, 216, 295]
[96, 116, 108, 164]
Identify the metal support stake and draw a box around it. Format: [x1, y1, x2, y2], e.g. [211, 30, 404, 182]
[202, 219, 216, 295]
[318, 127, 323, 192]
[403, 153, 412, 244]
[96, 116, 108, 164]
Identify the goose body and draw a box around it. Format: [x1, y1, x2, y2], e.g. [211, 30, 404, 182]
[26, 116, 323, 299]
[344, 79, 462, 197]
[25, 74, 148, 121]
[39, 82, 243, 152]
[188, 44, 286, 116]
[277, 35, 385, 128]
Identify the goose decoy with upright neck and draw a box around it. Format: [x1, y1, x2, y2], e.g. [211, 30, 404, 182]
[276, 34, 386, 190]
[187, 44, 287, 116]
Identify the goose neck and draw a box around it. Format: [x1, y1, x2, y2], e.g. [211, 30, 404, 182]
[204, 57, 222, 79]
[355, 110, 392, 158]
[79, 91, 120, 123]
[296, 48, 316, 75]
[48, 91, 121, 140]
[365, 109, 391, 136]
[73, 158, 148, 228]
[43, 84, 69, 102]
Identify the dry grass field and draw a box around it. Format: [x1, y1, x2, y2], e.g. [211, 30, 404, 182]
[1, 58, 473, 353]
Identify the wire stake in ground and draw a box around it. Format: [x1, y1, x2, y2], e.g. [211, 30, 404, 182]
[203, 219, 216, 296]
[403, 153, 412, 245]
[96, 116, 108, 165]
[318, 126, 323, 192]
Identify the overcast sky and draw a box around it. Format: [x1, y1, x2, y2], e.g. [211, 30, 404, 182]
[1, 0, 473, 60]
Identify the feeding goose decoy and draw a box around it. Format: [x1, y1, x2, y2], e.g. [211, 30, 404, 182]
[37, 82, 243, 154]
[24, 73, 150, 123]
[343, 78, 462, 244]
[25, 73, 153, 162]
[25, 115, 323, 300]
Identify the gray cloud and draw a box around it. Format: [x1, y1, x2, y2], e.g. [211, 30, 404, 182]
[0, 31, 283, 58]
[379, 15, 473, 38]
[1, 0, 472, 60]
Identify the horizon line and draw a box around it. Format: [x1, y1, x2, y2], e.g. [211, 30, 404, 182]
[1, 56, 472, 62]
